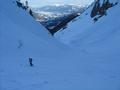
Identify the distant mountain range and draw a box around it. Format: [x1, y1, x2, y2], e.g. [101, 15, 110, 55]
[32, 4, 87, 14]
[31, 4, 88, 35]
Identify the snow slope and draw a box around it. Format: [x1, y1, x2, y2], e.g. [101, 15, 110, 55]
[0, 0, 68, 57]
[0, 0, 68, 90]
[55, 0, 120, 46]
[55, 0, 120, 89]
[0, 0, 120, 90]
[55, 0, 120, 58]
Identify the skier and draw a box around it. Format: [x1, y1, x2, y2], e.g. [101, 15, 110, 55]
[29, 58, 33, 66]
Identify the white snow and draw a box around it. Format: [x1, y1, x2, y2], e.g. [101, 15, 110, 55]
[0, 0, 120, 90]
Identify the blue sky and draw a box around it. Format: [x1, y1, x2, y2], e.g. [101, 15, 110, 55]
[21, 0, 94, 7]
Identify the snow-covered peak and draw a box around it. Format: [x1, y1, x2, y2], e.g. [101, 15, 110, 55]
[51, 3, 85, 7]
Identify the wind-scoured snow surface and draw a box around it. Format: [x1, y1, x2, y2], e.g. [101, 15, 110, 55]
[0, 0, 120, 90]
